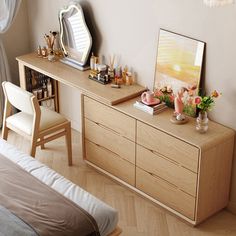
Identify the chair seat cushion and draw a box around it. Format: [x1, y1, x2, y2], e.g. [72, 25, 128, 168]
[6, 107, 67, 136]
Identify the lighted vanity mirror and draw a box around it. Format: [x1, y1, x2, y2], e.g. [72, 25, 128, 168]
[59, 3, 92, 70]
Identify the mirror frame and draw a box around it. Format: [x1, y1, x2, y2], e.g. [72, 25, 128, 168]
[59, 3, 92, 70]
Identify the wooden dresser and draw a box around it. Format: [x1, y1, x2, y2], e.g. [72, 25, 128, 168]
[83, 96, 234, 225]
[17, 53, 235, 225]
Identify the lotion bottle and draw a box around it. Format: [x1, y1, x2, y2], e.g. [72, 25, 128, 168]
[90, 53, 95, 70]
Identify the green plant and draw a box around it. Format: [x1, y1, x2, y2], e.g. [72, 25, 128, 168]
[195, 90, 220, 112]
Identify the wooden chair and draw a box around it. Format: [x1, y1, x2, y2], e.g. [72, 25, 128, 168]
[1, 81, 72, 165]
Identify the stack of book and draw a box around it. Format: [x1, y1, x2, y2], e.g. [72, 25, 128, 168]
[133, 100, 167, 115]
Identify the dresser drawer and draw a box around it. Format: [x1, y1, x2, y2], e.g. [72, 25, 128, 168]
[85, 118, 135, 164]
[137, 145, 197, 196]
[136, 167, 195, 220]
[137, 121, 199, 172]
[85, 140, 135, 186]
[84, 96, 135, 141]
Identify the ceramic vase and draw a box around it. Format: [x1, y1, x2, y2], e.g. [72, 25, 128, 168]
[196, 111, 208, 133]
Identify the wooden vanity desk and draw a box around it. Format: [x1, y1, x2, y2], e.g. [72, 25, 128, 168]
[17, 53, 235, 226]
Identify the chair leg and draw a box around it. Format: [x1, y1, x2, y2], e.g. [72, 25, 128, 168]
[30, 138, 37, 158]
[65, 123, 72, 166]
[2, 124, 9, 140]
[40, 137, 45, 149]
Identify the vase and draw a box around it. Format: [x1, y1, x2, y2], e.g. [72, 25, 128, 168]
[196, 111, 208, 133]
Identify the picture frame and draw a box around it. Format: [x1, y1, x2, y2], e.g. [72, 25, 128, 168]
[153, 29, 205, 117]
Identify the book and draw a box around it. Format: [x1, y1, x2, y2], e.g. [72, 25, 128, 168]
[133, 100, 167, 115]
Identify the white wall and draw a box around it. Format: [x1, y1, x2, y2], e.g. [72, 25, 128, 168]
[23, 0, 236, 213]
[2, 0, 30, 85]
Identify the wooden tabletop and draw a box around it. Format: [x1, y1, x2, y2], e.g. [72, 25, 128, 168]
[114, 97, 235, 150]
[16, 53, 146, 105]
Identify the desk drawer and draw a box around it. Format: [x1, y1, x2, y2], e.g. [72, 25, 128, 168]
[84, 96, 135, 141]
[85, 140, 135, 186]
[136, 167, 195, 220]
[137, 145, 197, 196]
[137, 121, 199, 172]
[85, 118, 135, 164]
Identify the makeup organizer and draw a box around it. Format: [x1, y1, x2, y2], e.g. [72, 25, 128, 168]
[25, 67, 59, 112]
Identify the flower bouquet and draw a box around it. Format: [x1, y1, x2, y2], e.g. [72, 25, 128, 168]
[154, 86, 174, 108]
[194, 90, 220, 112]
[194, 90, 221, 133]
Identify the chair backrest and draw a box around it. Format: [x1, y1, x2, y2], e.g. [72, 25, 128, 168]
[2, 81, 37, 115]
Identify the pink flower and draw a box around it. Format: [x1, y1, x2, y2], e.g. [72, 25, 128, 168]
[195, 96, 202, 104]
[169, 94, 175, 102]
[154, 90, 163, 97]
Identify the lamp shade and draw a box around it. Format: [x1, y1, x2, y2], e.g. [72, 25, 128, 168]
[204, 0, 234, 7]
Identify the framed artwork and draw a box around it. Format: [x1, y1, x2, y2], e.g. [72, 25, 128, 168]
[153, 29, 205, 117]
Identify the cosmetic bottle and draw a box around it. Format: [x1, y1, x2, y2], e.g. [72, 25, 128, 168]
[126, 72, 132, 85]
[90, 53, 95, 70]
[42, 83, 48, 98]
[47, 79, 52, 97]
[37, 45, 42, 57]
[41, 47, 47, 58]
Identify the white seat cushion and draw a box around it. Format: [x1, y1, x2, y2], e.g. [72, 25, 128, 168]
[6, 106, 67, 136]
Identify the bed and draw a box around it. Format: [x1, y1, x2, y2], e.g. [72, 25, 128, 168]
[0, 138, 121, 236]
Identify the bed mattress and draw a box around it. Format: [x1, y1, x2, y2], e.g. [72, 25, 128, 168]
[0, 138, 118, 236]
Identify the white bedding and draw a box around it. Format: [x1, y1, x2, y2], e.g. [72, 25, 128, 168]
[0, 139, 118, 236]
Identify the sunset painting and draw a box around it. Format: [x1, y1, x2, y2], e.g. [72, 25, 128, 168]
[154, 29, 205, 116]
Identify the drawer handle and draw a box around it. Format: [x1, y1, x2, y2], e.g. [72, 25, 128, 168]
[95, 121, 121, 136]
[148, 171, 178, 190]
[92, 140, 131, 163]
[150, 149, 179, 166]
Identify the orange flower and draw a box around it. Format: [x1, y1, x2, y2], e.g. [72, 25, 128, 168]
[211, 90, 219, 98]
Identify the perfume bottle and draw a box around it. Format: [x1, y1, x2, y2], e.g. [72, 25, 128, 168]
[37, 45, 42, 57]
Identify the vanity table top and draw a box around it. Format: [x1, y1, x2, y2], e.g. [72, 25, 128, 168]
[16, 53, 146, 105]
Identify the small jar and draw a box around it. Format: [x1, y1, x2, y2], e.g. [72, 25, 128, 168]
[125, 72, 132, 85]
[97, 64, 107, 72]
[41, 47, 48, 58]
[48, 50, 55, 62]
[196, 111, 209, 133]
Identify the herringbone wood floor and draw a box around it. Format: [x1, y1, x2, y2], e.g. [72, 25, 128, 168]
[5, 130, 236, 236]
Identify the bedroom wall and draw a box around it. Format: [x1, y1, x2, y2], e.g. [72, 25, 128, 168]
[25, 0, 236, 214]
[2, 0, 30, 85]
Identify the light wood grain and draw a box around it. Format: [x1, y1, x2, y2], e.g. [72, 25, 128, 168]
[16, 53, 146, 106]
[83, 95, 234, 224]
[5, 130, 236, 236]
[17, 53, 235, 226]
[85, 118, 135, 164]
[136, 167, 196, 220]
[137, 121, 199, 172]
[114, 97, 235, 151]
[85, 139, 135, 186]
[196, 137, 235, 224]
[84, 96, 136, 141]
[2, 82, 72, 165]
[136, 144, 197, 196]
[18, 61, 27, 90]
